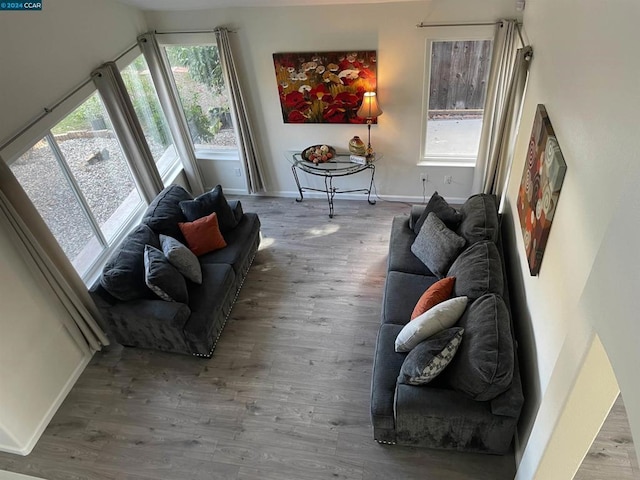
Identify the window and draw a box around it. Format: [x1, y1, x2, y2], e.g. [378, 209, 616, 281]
[10, 92, 144, 279]
[422, 37, 493, 165]
[163, 44, 237, 153]
[120, 54, 178, 176]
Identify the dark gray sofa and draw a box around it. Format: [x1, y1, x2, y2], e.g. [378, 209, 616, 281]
[370, 194, 523, 454]
[89, 184, 260, 358]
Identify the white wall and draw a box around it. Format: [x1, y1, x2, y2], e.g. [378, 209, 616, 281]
[145, 0, 521, 202]
[0, 0, 148, 456]
[501, 0, 640, 477]
[0, 0, 147, 143]
[0, 223, 89, 455]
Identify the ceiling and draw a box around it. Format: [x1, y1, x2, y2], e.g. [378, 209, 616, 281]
[114, 0, 425, 11]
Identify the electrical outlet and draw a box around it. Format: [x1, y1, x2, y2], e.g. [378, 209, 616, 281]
[420, 173, 428, 183]
[234, 168, 242, 177]
[444, 175, 453, 184]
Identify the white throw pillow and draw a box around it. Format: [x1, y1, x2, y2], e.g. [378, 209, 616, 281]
[395, 296, 468, 352]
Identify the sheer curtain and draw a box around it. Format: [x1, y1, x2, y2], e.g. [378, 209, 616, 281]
[0, 156, 108, 354]
[138, 32, 206, 196]
[473, 20, 533, 204]
[93, 61, 164, 203]
[215, 27, 266, 193]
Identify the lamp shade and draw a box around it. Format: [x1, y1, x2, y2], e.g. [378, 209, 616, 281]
[357, 91, 383, 119]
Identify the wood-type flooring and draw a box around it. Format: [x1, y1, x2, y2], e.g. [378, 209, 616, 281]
[0, 196, 521, 479]
[575, 394, 639, 480]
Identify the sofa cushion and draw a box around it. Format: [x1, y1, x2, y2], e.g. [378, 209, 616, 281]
[198, 212, 260, 274]
[101, 224, 160, 301]
[411, 277, 455, 320]
[447, 241, 504, 300]
[395, 296, 468, 352]
[179, 184, 238, 233]
[179, 212, 227, 256]
[457, 193, 499, 245]
[141, 184, 192, 242]
[388, 216, 434, 276]
[183, 263, 236, 350]
[143, 245, 188, 303]
[445, 294, 514, 401]
[398, 327, 464, 385]
[413, 191, 462, 234]
[371, 323, 407, 430]
[159, 234, 202, 284]
[411, 213, 466, 278]
[383, 271, 438, 325]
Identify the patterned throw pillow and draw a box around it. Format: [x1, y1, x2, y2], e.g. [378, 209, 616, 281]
[178, 212, 227, 256]
[395, 296, 468, 352]
[143, 245, 188, 303]
[159, 234, 202, 284]
[398, 327, 464, 385]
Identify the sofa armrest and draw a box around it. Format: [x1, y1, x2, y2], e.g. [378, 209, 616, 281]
[109, 299, 190, 330]
[409, 205, 426, 231]
[103, 299, 193, 354]
[395, 383, 518, 453]
[228, 200, 244, 223]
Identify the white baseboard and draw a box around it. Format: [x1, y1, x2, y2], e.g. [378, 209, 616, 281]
[0, 354, 91, 456]
[242, 190, 467, 206]
[0, 472, 46, 480]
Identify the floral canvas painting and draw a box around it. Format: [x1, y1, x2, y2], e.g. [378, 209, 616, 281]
[273, 51, 377, 124]
[517, 104, 567, 276]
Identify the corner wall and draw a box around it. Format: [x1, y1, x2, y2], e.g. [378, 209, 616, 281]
[502, 0, 640, 477]
[144, 0, 520, 202]
[0, 0, 148, 456]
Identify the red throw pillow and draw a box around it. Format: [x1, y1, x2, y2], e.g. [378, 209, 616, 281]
[178, 212, 227, 256]
[411, 277, 456, 320]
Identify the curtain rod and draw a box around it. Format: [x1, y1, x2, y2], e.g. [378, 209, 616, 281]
[0, 41, 139, 153]
[416, 20, 527, 48]
[416, 21, 500, 28]
[155, 28, 238, 35]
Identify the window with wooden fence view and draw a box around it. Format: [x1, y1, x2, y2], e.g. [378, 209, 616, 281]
[424, 39, 492, 164]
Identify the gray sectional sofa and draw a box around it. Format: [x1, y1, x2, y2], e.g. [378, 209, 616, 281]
[370, 193, 523, 454]
[89, 184, 260, 357]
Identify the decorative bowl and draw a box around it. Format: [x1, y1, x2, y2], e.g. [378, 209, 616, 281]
[302, 144, 336, 164]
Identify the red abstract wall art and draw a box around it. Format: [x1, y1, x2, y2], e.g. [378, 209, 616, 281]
[273, 51, 377, 124]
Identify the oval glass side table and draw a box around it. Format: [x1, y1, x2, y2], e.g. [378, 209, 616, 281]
[288, 151, 378, 218]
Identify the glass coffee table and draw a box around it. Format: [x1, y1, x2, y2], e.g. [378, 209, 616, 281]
[289, 151, 377, 218]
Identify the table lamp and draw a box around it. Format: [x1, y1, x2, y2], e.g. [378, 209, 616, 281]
[356, 91, 383, 158]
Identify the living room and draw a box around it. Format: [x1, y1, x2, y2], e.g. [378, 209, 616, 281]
[0, 0, 638, 479]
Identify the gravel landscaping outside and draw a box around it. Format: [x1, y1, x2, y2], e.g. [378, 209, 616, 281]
[11, 128, 237, 264]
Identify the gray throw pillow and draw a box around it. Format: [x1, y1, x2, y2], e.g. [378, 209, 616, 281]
[143, 245, 188, 303]
[159, 234, 202, 284]
[411, 213, 466, 278]
[447, 240, 504, 299]
[179, 184, 238, 233]
[398, 327, 464, 385]
[457, 194, 499, 245]
[445, 294, 514, 401]
[414, 191, 463, 234]
[101, 224, 160, 301]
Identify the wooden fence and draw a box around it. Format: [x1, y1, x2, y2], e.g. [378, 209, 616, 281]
[428, 40, 492, 111]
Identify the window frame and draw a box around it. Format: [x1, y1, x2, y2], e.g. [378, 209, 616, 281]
[1, 82, 148, 285]
[156, 32, 239, 162]
[419, 26, 494, 167]
[116, 46, 182, 180]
